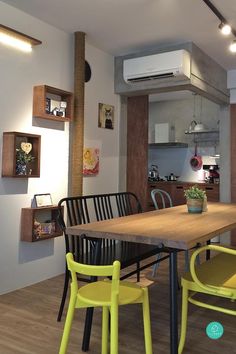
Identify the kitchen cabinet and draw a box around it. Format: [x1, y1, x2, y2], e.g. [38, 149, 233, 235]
[147, 181, 219, 210]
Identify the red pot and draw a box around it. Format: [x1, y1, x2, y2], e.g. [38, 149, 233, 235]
[190, 144, 202, 170]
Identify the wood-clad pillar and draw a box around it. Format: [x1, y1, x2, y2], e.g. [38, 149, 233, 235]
[69, 31, 85, 196]
[230, 104, 236, 245]
[127, 96, 149, 210]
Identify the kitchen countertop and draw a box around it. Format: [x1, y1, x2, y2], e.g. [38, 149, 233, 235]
[148, 180, 219, 185]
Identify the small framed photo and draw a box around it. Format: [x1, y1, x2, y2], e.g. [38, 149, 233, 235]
[45, 98, 51, 114]
[98, 103, 114, 129]
[34, 193, 53, 207]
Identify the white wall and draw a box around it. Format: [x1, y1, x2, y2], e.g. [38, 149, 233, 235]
[0, 2, 118, 294]
[83, 43, 120, 194]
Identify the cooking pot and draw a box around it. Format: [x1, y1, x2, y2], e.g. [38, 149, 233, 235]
[190, 143, 202, 170]
[165, 173, 179, 181]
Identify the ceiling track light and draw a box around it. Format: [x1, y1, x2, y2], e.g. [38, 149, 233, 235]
[219, 22, 231, 36]
[202, 0, 236, 54]
[0, 24, 41, 53]
[229, 40, 236, 53]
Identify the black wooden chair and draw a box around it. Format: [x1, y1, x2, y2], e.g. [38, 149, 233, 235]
[57, 191, 169, 351]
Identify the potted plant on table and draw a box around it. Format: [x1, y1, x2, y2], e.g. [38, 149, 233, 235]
[184, 185, 206, 213]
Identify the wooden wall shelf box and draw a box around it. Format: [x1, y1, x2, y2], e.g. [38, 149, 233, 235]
[33, 85, 74, 122]
[21, 205, 64, 242]
[2, 132, 41, 178]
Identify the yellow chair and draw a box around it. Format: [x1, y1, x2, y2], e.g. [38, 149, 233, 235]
[59, 253, 153, 354]
[178, 245, 236, 354]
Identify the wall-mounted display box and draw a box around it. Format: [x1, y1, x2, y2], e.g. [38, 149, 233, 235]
[2, 132, 41, 178]
[33, 85, 74, 122]
[21, 206, 64, 242]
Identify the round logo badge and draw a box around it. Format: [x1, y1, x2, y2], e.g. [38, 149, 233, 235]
[206, 322, 224, 339]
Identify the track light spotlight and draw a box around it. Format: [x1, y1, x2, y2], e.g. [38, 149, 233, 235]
[219, 22, 231, 35]
[229, 40, 236, 53]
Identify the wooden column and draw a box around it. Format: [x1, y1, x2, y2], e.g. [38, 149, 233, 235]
[127, 96, 149, 210]
[230, 104, 236, 245]
[69, 31, 85, 196]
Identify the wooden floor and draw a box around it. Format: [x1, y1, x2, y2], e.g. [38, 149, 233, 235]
[0, 255, 235, 354]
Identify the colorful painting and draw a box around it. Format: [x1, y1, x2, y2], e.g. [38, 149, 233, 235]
[98, 103, 114, 129]
[83, 148, 99, 176]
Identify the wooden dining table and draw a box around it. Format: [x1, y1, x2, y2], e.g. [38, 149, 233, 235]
[66, 202, 236, 354]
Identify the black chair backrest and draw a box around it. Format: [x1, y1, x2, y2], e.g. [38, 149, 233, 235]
[58, 192, 142, 263]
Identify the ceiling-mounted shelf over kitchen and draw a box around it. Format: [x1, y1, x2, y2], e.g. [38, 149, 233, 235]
[185, 129, 219, 143]
[149, 142, 188, 148]
[185, 130, 219, 134]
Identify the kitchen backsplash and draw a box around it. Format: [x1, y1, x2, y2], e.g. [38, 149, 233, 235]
[148, 146, 220, 182]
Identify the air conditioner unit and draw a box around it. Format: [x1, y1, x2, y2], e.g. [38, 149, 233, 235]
[123, 49, 191, 84]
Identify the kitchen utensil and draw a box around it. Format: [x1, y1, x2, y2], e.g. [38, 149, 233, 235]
[165, 173, 179, 181]
[190, 143, 202, 170]
[194, 122, 205, 132]
[148, 164, 159, 180]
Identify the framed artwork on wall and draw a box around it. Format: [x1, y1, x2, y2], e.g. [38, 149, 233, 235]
[98, 103, 114, 129]
[83, 148, 99, 176]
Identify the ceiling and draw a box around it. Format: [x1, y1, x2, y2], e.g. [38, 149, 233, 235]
[2, 0, 236, 71]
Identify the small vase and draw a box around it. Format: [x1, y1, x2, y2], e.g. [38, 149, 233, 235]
[16, 163, 27, 175]
[187, 199, 203, 213]
[202, 196, 208, 212]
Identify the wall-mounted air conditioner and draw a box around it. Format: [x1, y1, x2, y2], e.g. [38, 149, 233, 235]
[123, 49, 191, 83]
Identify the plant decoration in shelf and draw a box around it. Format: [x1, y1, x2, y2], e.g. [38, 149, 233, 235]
[184, 185, 207, 214]
[16, 142, 35, 175]
[33, 219, 56, 239]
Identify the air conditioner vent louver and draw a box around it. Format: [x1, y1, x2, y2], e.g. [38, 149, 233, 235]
[123, 50, 190, 84]
[127, 72, 175, 83]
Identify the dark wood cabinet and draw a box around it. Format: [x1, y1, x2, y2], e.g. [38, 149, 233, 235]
[147, 182, 219, 210]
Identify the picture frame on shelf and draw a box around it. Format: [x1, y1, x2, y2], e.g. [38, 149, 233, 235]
[34, 193, 53, 207]
[45, 98, 51, 114]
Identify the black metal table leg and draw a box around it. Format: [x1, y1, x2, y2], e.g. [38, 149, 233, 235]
[169, 250, 178, 354]
[206, 239, 211, 260]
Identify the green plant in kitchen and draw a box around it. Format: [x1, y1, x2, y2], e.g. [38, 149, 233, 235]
[16, 142, 35, 175]
[184, 185, 206, 214]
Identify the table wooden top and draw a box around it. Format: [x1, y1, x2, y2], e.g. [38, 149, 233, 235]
[66, 202, 236, 250]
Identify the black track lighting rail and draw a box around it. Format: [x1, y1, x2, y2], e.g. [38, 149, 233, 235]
[202, 0, 236, 37]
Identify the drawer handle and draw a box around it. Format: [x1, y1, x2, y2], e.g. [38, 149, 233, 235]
[205, 187, 213, 190]
[176, 186, 183, 189]
[150, 185, 156, 188]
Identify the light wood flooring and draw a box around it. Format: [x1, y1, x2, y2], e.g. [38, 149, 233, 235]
[0, 255, 235, 354]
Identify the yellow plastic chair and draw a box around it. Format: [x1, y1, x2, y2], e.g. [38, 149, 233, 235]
[59, 253, 153, 354]
[178, 245, 236, 354]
